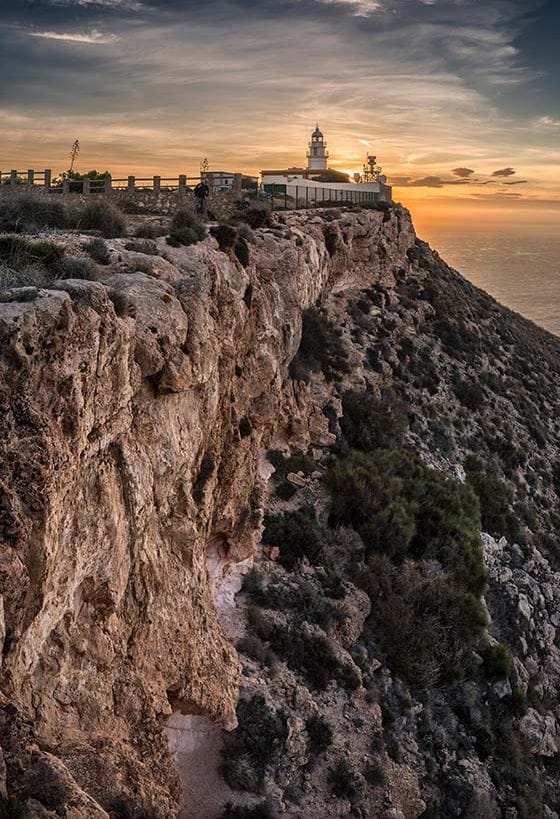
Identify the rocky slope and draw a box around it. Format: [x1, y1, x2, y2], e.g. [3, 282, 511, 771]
[0, 204, 559, 817]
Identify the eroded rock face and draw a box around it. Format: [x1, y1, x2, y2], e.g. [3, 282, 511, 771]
[0, 208, 412, 815]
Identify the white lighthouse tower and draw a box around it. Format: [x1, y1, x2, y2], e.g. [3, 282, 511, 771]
[306, 124, 329, 173]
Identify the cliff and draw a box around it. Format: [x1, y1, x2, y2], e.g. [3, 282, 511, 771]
[1, 204, 559, 817]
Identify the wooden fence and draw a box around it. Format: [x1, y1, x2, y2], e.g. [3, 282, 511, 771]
[0, 169, 206, 194]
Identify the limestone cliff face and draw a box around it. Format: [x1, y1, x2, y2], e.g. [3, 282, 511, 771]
[0, 209, 413, 815]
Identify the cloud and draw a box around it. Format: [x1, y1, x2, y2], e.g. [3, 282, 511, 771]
[49, 0, 143, 8]
[491, 167, 516, 177]
[536, 115, 560, 129]
[452, 167, 475, 177]
[315, 0, 382, 16]
[470, 192, 524, 200]
[391, 175, 471, 188]
[26, 28, 120, 43]
[504, 180, 528, 185]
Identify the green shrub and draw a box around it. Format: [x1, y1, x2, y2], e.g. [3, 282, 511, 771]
[306, 714, 333, 755]
[268, 625, 359, 691]
[134, 221, 166, 239]
[290, 307, 349, 382]
[83, 237, 110, 265]
[328, 757, 360, 798]
[0, 234, 65, 271]
[240, 206, 271, 230]
[169, 208, 206, 246]
[361, 557, 487, 686]
[453, 378, 485, 410]
[328, 450, 486, 595]
[481, 643, 512, 680]
[212, 223, 238, 252]
[220, 803, 277, 819]
[124, 239, 159, 255]
[56, 257, 101, 281]
[323, 223, 340, 257]
[340, 389, 408, 451]
[237, 635, 273, 665]
[76, 201, 127, 238]
[235, 238, 250, 267]
[0, 194, 67, 233]
[262, 508, 323, 570]
[465, 456, 520, 542]
[221, 695, 288, 794]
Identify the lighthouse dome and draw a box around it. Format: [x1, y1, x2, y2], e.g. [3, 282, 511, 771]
[312, 125, 324, 138]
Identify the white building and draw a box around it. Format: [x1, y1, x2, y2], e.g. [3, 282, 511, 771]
[261, 126, 391, 204]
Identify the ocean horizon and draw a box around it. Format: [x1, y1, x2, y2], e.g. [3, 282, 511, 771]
[417, 221, 560, 338]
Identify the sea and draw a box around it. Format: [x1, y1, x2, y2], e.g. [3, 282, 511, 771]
[414, 222, 560, 338]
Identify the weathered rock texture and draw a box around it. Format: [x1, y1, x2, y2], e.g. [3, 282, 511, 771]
[0, 208, 412, 815]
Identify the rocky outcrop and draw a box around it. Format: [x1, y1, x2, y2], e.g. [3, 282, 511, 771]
[0, 208, 413, 815]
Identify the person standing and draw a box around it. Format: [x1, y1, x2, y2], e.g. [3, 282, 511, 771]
[194, 179, 210, 218]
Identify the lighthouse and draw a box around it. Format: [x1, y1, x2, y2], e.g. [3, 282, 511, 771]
[306, 125, 329, 173]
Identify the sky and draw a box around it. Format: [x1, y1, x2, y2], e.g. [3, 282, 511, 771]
[1, 0, 559, 226]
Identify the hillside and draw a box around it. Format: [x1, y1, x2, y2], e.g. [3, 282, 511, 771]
[0, 199, 559, 818]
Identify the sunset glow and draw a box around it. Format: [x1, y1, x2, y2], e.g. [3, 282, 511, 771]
[1, 0, 559, 226]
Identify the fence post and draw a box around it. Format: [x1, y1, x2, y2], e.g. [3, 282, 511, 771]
[10, 170, 17, 186]
[233, 173, 242, 193]
[62, 179, 70, 195]
[27, 169, 34, 186]
[44, 169, 51, 189]
[306, 187, 309, 208]
[83, 178, 91, 194]
[127, 175, 136, 193]
[104, 175, 112, 194]
[296, 186, 299, 209]
[153, 175, 161, 191]
[178, 174, 186, 192]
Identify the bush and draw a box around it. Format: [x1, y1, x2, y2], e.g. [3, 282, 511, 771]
[481, 643, 512, 680]
[171, 208, 206, 241]
[237, 635, 273, 665]
[268, 625, 360, 691]
[83, 237, 110, 265]
[328, 449, 486, 595]
[240, 206, 271, 229]
[220, 803, 277, 819]
[134, 221, 166, 239]
[212, 223, 238, 252]
[0, 234, 65, 271]
[306, 714, 333, 755]
[465, 456, 520, 542]
[262, 508, 323, 570]
[290, 307, 349, 382]
[361, 557, 487, 686]
[235, 238, 250, 268]
[221, 695, 288, 794]
[328, 757, 360, 799]
[56, 257, 101, 281]
[76, 201, 127, 238]
[124, 239, 159, 255]
[453, 378, 485, 410]
[323, 223, 340, 257]
[340, 390, 408, 451]
[0, 194, 67, 233]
